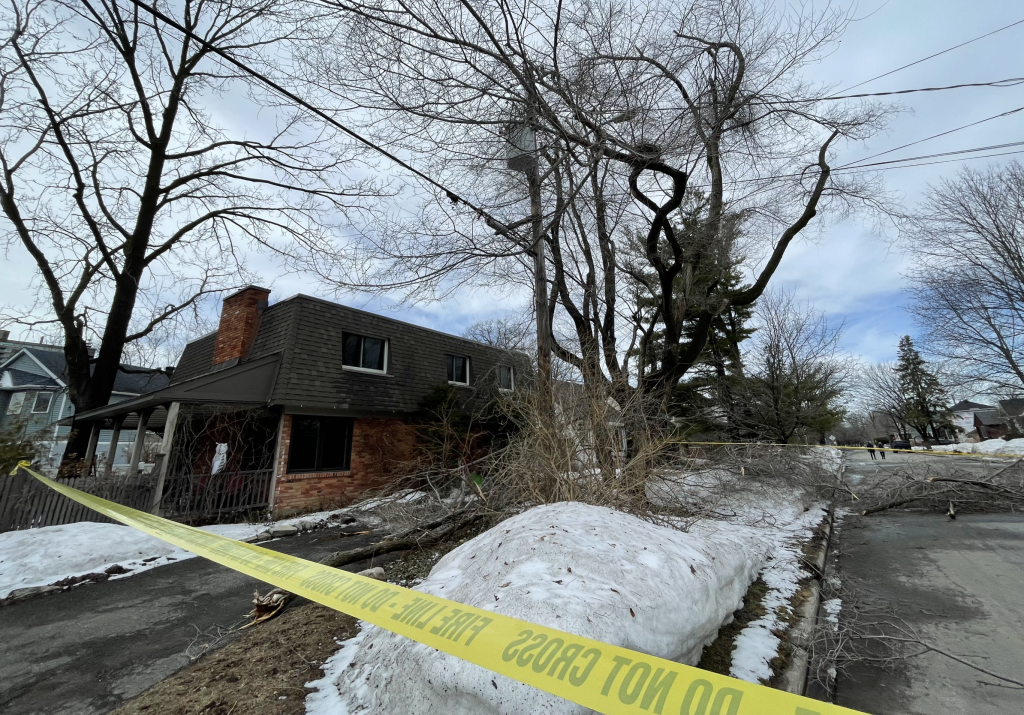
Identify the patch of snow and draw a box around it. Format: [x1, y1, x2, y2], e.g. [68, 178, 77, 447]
[975, 438, 1024, 456]
[306, 502, 772, 715]
[0, 509, 341, 599]
[0, 522, 190, 599]
[727, 506, 826, 683]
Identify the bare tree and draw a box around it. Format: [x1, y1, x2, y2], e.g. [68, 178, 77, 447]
[905, 161, 1024, 394]
[0, 0, 376, 467]
[298, 0, 891, 399]
[462, 315, 535, 353]
[856, 362, 912, 442]
[733, 290, 849, 443]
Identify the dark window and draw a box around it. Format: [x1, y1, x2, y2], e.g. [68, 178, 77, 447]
[446, 354, 469, 384]
[32, 392, 53, 413]
[287, 416, 353, 473]
[342, 332, 387, 371]
[498, 365, 514, 390]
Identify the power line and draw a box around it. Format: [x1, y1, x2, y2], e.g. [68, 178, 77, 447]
[686, 139, 1024, 193]
[837, 18, 1024, 94]
[838, 105, 1024, 169]
[797, 77, 1024, 103]
[114, 0, 522, 243]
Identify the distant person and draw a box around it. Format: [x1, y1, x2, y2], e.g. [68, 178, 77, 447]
[866, 442, 876, 460]
[877, 442, 886, 459]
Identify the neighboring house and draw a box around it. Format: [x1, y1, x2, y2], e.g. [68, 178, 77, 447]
[0, 329, 64, 366]
[974, 409, 1008, 440]
[949, 399, 994, 439]
[996, 398, 1024, 434]
[0, 342, 170, 471]
[68, 287, 527, 518]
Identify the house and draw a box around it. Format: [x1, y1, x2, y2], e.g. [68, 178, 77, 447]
[974, 409, 1008, 440]
[67, 287, 527, 518]
[949, 399, 994, 439]
[996, 398, 1024, 434]
[0, 340, 169, 470]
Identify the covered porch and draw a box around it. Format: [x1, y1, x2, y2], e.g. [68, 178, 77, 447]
[64, 354, 283, 522]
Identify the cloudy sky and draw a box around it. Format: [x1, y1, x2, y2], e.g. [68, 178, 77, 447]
[2, 0, 1022, 365]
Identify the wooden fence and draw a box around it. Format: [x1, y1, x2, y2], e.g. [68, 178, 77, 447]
[0, 469, 155, 533]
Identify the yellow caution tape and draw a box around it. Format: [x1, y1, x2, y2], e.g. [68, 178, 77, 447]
[12, 462, 866, 715]
[674, 441, 1024, 459]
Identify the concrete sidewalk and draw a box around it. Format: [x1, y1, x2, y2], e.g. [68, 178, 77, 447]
[0, 526, 380, 715]
[835, 512, 1024, 715]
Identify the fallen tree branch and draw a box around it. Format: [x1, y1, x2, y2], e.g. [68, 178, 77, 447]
[320, 509, 483, 569]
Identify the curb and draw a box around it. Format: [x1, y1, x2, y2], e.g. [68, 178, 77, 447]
[779, 502, 834, 696]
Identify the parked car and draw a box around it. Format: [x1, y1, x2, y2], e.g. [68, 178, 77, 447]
[892, 440, 911, 450]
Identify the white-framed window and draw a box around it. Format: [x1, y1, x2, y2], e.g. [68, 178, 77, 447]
[32, 392, 53, 413]
[446, 354, 470, 385]
[342, 332, 388, 373]
[6, 392, 26, 415]
[497, 365, 514, 391]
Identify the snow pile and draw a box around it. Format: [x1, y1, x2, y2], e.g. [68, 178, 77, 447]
[306, 502, 771, 715]
[0, 514, 335, 599]
[727, 506, 826, 683]
[975, 438, 1024, 456]
[941, 443, 976, 454]
[933, 439, 1024, 456]
[0, 522, 188, 599]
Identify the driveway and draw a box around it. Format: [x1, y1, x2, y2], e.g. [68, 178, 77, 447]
[0, 526, 382, 715]
[835, 452, 1024, 714]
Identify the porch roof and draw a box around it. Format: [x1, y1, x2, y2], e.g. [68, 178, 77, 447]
[60, 352, 282, 427]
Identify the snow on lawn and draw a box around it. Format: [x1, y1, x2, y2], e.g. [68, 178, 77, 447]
[0, 510, 352, 600]
[918, 439, 1024, 456]
[306, 500, 825, 715]
[0, 522, 189, 599]
[727, 505, 826, 683]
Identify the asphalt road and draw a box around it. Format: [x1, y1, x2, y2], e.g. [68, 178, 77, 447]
[0, 525, 381, 715]
[835, 452, 1024, 715]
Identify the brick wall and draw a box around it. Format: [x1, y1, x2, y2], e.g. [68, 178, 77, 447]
[272, 414, 420, 516]
[212, 286, 270, 366]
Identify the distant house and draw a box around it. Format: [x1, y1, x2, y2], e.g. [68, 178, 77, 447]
[68, 287, 527, 518]
[0, 339, 169, 470]
[996, 398, 1024, 434]
[949, 399, 994, 439]
[974, 410, 1008, 440]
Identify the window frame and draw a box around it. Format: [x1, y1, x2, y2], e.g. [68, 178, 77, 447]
[286, 415, 354, 474]
[6, 392, 26, 415]
[446, 354, 471, 386]
[497, 365, 514, 392]
[341, 332, 389, 374]
[32, 392, 53, 413]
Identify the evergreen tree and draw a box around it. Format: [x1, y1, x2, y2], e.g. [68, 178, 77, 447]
[895, 336, 950, 441]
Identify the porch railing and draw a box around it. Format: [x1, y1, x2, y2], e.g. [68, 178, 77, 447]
[158, 469, 274, 522]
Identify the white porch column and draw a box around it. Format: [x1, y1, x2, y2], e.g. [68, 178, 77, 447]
[82, 422, 101, 475]
[103, 415, 125, 478]
[150, 402, 180, 514]
[127, 408, 153, 479]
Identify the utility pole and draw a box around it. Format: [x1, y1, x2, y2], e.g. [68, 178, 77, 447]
[507, 118, 551, 400]
[529, 163, 552, 399]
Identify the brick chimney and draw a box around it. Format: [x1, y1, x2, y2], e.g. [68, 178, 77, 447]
[212, 286, 270, 367]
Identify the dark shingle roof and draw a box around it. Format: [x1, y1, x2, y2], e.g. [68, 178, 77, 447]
[4, 368, 60, 388]
[171, 294, 529, 415]
[950, 399, 994, 412]
[975, 409, 1006, 425]
[998, 398, 1024, 417]
[170, 332, 216, 384]
[6, 347, 170, 395]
